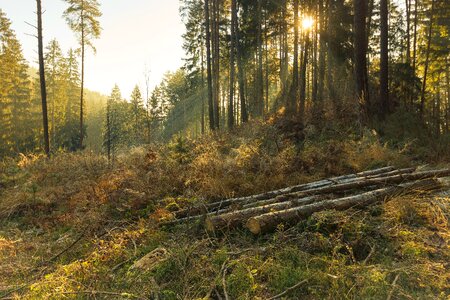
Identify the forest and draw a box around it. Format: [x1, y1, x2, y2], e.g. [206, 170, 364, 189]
[1, 0, 450, 299]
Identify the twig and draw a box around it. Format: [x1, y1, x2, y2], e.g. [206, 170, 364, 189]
[48, 231, 86, 263]
[221, 260, 230, 300]
[58, 290, 145, 299]
[267, 279, 308, 300]
[386, 274, 400, 300]
[363, 244, 376, 265]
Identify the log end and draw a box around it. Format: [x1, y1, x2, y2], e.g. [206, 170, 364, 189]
[246, 218, 261, 235]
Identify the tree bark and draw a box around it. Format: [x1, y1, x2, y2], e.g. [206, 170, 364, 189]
[290, 0, 300, 114]
[247, 179, 442, 234]
[234, 2, 248, 123]
[420, 0, 435, 117]
[354, 0, 370, 121]
[228, 0, 236, 129]
[79, 1, 85, 149]
[206, 195, 325, 231]
[380, 0, 389, 117]
[174, 166, 397, 219]
[204, 0, 215, 130]
[37, 0, 50, 158]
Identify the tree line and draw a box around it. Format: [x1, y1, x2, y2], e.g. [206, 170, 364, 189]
[2, 0, 450, 159]
[151, 0, 449, 137]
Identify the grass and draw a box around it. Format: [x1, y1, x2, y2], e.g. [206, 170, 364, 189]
[0, 120, 449, 299]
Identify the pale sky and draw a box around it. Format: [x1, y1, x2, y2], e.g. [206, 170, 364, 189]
[1, 0, 186, 98]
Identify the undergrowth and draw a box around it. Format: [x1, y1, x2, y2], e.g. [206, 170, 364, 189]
[0, 120, 449, 299]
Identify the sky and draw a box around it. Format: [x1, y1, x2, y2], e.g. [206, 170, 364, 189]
[1, 0, 186, 97]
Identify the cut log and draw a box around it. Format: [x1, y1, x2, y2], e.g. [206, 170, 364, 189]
[244, 168, 450, 209]
[174, 166, 396, 219]
[205, 195, 327, 232]
[366, 167, 416, 179]
[246, 179, 442, 234]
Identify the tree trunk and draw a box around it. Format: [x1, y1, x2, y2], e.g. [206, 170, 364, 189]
[420, 0, 435, 118]
[204, 0, 215, 130]
[256, 0, 264, 117]
[79, 4, 85, 150]
[299, 35, 309, 124]
[354, 0, 370, 121]
[290, 0, 300, 113]
[234, 2, 248, 123]
[37, 0, 50, 157]
[412, 0, 418, 75]
[405, 0, 411, 63]
[317, 0, 325, 116]
[380, 0, 389, 118]
[228, 0, 236, 129]
[213, 0, 220, 129]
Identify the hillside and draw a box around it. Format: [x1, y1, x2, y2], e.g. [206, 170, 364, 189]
[1, 122, 449, 299]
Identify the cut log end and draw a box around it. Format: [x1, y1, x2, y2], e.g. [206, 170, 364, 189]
[246, 218, 262, 235]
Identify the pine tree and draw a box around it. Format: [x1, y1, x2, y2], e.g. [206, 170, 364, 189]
[129, 85, 146, 145]
[63, 0, 102, 149]
[103, 85, 122, 162]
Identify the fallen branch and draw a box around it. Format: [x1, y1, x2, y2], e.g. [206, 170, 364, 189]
[267, 279, 308, 300]
[58, 290, 146, 299]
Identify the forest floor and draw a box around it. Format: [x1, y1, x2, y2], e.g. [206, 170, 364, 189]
[1, 120, 450, 299]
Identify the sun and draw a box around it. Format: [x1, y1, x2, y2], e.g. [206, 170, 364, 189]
[301, 17, 314, 30]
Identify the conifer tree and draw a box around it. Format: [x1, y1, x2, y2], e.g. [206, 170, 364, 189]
[63, 0, 102, 149]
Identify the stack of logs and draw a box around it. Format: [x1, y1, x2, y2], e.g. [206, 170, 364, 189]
[167, 166, 450, 234]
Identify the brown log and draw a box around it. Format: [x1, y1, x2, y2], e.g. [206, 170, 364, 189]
[174, 166, 396, 219]
[246, 179, 442, 234]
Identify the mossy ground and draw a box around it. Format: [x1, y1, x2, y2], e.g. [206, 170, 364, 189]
[1, 121, 449, 299]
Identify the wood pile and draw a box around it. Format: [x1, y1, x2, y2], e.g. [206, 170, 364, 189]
[166, 166, 450, 234]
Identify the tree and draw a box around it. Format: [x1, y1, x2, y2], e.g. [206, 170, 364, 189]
[63, 0, 102, 149]
[37, 0, 50, 157]
[204, 0, 215, 130]
[290, 0, 299, 114]
[420, 0, 436, 117]
[0, 10, 35, 156]
[353, 0, 370, 121]
[129, 85, 146, 144]
[103, 85, 122, 162]
[228, 0, 237, 129]
[379, 0, 389, 117]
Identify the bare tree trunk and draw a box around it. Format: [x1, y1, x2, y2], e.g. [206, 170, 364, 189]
[228, 0, 236, 129]
[405, 0, 411, 63]
[354, 0, 370, 121]
[256, 0, 264, 117]
[234, 2, 248, 123]
[317, 0, 325, 117]
[420, 0, 435, 118]
[290, 0, 300, 114]
[204, 0, 215, 130]
[380, 0, 389, 118]
[79, 1, 85, 150]
[412, 0, 418, 75]
[299, 34, 309, 124]
[37, 0, 50, 157]
[201, 40, 206, 134]
[213, 0, 220, 129]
